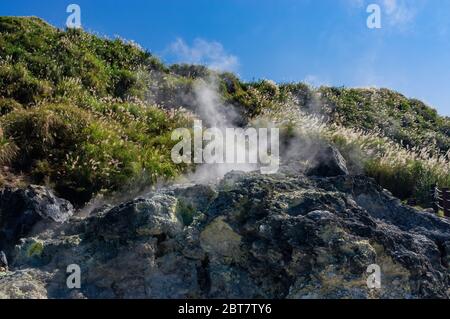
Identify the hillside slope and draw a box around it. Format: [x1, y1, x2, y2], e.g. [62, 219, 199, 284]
[0, 16, 449, 207]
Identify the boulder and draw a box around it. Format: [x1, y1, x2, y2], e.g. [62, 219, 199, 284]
[0, 185, 73, 254]
[307, 145, 349, 177]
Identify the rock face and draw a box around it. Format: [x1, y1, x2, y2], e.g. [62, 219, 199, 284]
[0, 171, 449, 299]
[0, 185, 74, 256]
[306, 145, 349, 177]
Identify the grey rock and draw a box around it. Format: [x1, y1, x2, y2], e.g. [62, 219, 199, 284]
[1, 171, 449, 299]
[0, 185, 73, 254]
[307, 145, 349, 177]
[24, 185, 73, 223]
[0, 250, 7, 271]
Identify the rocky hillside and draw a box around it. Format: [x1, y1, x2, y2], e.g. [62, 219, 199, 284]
[0, 17, 450, 299]
[0, 158, 449, 298]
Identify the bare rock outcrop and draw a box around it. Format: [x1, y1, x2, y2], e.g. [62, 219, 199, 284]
[0, 185, 73, 256]
[0, 171, 449, 299]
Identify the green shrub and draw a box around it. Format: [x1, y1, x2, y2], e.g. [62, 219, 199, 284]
[0, 63, 52, 105]
[0, 126, 18, 165]
[0, 98, 22, 115]
[0, 102, 191, 205]
[111, 69, 138, 98]
[169, 64, 211, 79]
[2, 104, 88, 169]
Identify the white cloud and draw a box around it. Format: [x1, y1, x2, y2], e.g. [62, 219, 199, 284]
[167, 38, 239, 72]
[382, 0, 418, 27]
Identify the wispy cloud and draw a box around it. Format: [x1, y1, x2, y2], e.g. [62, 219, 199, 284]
[382, 0, 418, 27]
[344, 0, 426, 29]
[166, 38, 239, 72]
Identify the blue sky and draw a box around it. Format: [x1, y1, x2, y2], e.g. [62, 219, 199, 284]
[1, 0, 449, 116]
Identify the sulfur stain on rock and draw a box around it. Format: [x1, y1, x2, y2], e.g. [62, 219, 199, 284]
[27, 241, 44, 257]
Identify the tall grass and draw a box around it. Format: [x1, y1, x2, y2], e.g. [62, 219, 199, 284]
[260, 92, 450, 207]
[0, 126, 18, 165]
[0, 102, 193, 205]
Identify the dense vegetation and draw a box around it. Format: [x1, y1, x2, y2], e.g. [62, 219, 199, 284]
[0, 16, 449, 208]
[0, 17, 192, 204]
